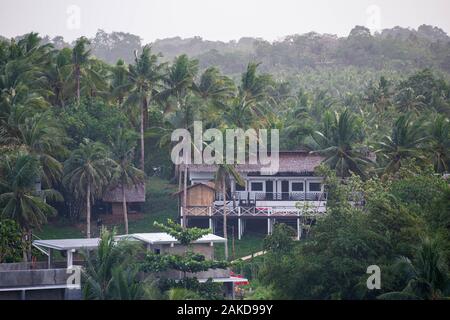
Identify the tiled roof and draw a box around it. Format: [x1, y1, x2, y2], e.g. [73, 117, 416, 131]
[186, 151, 325, 174]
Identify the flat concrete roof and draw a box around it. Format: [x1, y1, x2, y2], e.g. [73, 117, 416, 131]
[121, 232, 226, 245]
[33, 238, 100, 251]
[33, 232, 226, 251]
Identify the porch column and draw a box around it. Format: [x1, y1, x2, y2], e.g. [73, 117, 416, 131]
[67, 250, 74, 268]
[47, 248, 53, 269]
[297, 217, 301, 240]
[209, 207, 213, 232]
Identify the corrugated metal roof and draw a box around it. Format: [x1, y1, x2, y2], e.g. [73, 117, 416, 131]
[127, 232, 226, 244]
[33, 232, 226, 250]
[33, 238, 100, 251]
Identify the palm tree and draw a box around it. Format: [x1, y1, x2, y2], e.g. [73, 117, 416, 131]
[82, 228, 147, 300]
[222, 63, 274, 128]
[214, 164, 244, 260]
[0, 154, 62, 261]
[239, 62, 273, 103]
[43, 48, 72, 108]
[195, 67, 235, 110]
[110, 129, 145, 234]
[0, 112, 67, 187]
[161, 54, 198, 226]
[364, 76, 392, 113]
[311, 109, 372, 178]
[71, 37, 91, 104]
[376, 114, 426, 175]
[127, 46, 166, 171]
[378, 238, 449, 300]
[110, 59, 129, 106]
[393, 87, 426, 114]
[63, 139, 115, 238]
[427, 115, 450, 173]
[162, 54, 199, 128]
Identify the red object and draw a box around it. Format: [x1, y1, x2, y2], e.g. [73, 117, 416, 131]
[230, 271, 250, 286]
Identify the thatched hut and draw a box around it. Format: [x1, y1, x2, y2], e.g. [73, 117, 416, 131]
[102, 183, 146, 215]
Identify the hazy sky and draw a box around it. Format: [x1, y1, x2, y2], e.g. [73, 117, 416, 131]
[1, 0, 450, 43]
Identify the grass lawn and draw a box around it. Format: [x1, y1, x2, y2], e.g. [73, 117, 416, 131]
[36, 176, 178, 239]
[214, 233, 266, 261]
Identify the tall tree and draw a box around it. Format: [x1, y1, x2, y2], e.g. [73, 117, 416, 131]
[127, 46, 166, 171]
[214, 164, 244, 261]
[110, 59, 129, 106]
[427, 115, 450, 173]
[63, 139, 114, 238]
[0, 154, 61, 261]
[311, 109, 371, 178]
[377, 114, 426, 175]
[71, 37, 91, 104]
[161, 54, 199, 227]
[0, 112, 67, 187]
[110, 129, 144, 234]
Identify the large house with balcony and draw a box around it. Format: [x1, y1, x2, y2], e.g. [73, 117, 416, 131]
[179, 151, 328, 240]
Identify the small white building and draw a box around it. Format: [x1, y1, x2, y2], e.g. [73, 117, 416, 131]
[0, 232, 247, 300]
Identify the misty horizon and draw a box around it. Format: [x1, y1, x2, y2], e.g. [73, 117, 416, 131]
[1, 0, 450, 43]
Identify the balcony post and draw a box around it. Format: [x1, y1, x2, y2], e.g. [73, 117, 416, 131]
[180, 207, 184, 228]
[209, 206, 213, 232]
[238, 207, 242, 240]
[67, 250, 73, 268]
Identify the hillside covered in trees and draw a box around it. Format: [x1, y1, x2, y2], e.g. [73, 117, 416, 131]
[6, 24, 450, 77]
[0, 26, 449, 299]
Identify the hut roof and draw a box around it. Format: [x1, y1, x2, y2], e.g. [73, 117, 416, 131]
[185, 151, 325, 174]
[173, 182, 216, 195]
[102, 183, 146, 203]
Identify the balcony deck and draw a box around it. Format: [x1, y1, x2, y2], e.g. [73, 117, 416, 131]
[216, 191, 327, 203]
[182, 203, 326, 218]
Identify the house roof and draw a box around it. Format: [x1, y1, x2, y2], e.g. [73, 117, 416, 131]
[185, 151, 325, 174]
[102, 182, 146, 203]
[122, 232, 226, 245]
[33, 238, 100, 251]
[173, 182, 217, 195]
[33, 232, 226, 251]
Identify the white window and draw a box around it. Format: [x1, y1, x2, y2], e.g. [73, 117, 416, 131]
[309, 182, 322, 192]
[250, 182, 264, 192]
[291, 182, 304, 192]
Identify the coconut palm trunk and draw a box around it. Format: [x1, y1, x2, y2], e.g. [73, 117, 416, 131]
[75, 65, 81, 104]
[122, 185, 129, 234]
[22, 229, 32, 263]
[140, 100, 145, 171]
[86, 183, 91, 238]
[223, 176, 228, 260]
